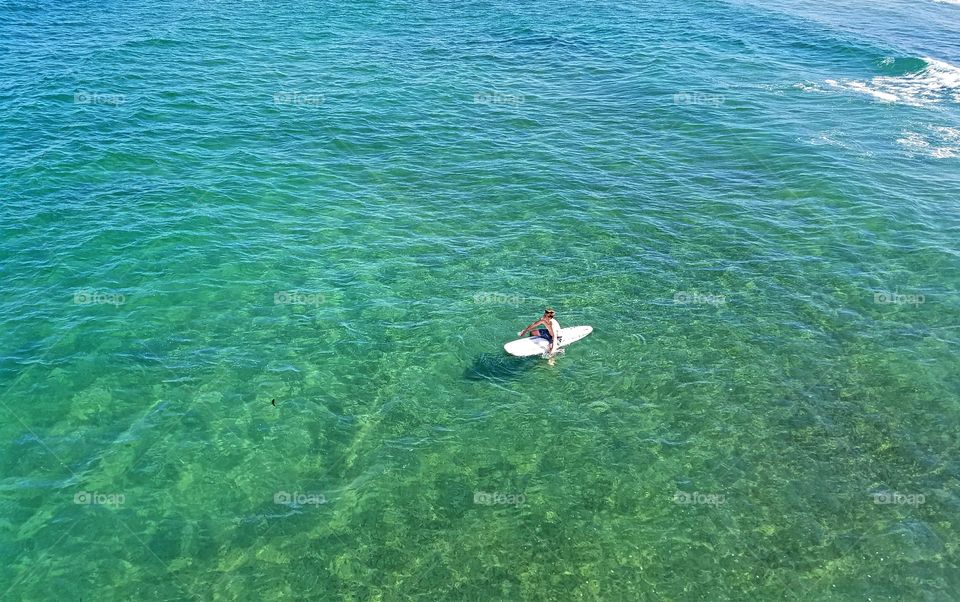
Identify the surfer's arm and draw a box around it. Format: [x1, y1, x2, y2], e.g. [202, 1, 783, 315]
[518, 319, 545, 336]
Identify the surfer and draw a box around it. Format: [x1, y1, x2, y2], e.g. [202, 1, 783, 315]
[518, 308, 561, 354]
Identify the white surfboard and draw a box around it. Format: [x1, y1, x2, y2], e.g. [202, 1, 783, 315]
[503, 325, 593, 357]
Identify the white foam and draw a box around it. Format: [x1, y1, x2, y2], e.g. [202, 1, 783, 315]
[932, 125, 960, 141]
[897, 126, 960, 158]
[795, 81, 822, 93]
[896, 131, 930, 149]
[846, 80, 900, 102]
[802, 129, 874, 156]
[825, 57, 960, 106]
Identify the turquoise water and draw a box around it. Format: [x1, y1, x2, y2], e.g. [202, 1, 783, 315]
[2, 0, 959, 599]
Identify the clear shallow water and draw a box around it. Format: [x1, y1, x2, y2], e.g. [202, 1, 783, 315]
[1, 0, 959, 599]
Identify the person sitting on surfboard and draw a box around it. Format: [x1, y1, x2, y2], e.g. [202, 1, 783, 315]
[518, 308, 561, 354]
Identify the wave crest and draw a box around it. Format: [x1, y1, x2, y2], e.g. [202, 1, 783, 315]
[825, 56, 960, 106]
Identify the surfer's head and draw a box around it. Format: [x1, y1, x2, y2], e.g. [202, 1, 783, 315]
[544, 308, 556, 318]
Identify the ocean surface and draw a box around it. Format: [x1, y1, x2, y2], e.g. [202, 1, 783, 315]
[2, 0, 959, 599]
